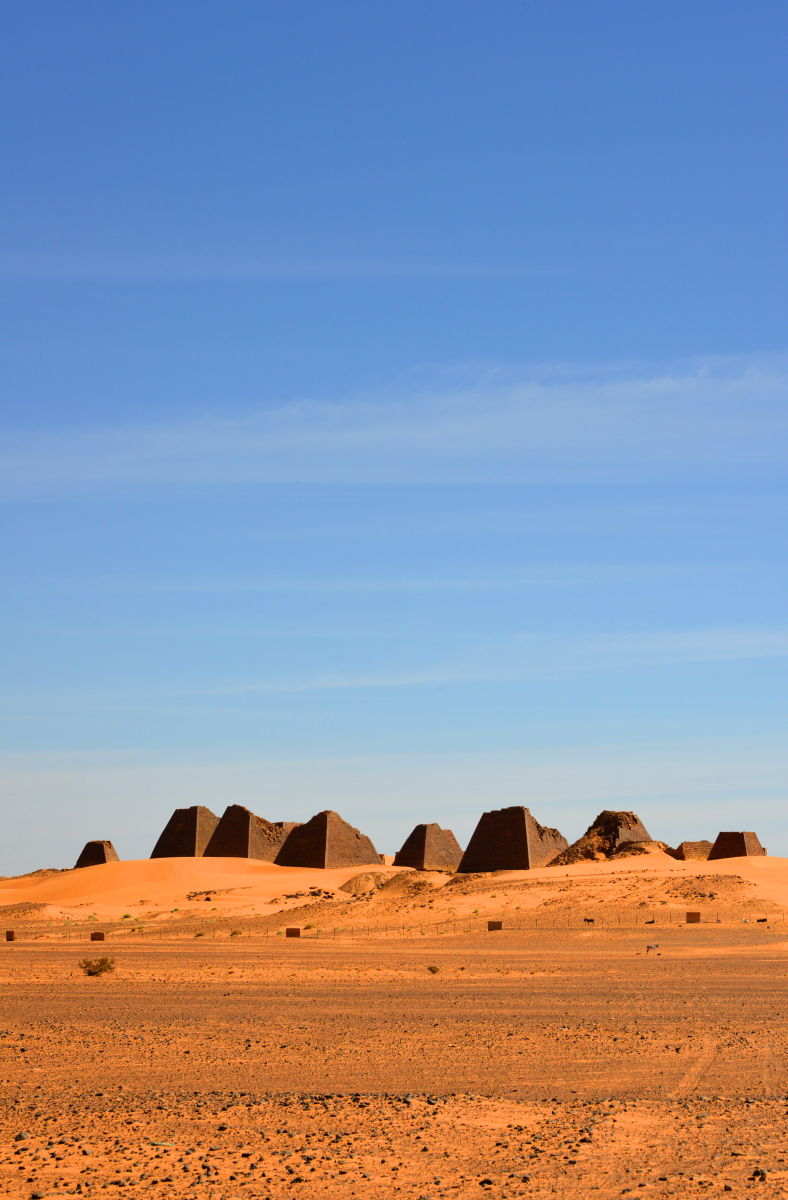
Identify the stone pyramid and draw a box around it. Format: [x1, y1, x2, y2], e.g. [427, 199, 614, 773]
[393, 823, 462, 871]
[457, 806, 567, 873]
[549, 810, 652, 866]
[672, 840, 714, 861]
[275, 810, 381, 869]
[708, 831, 766, 859]
[75, 840, 120, 869]
[203, 805, 300, 862]
[150, 805, 219, 858]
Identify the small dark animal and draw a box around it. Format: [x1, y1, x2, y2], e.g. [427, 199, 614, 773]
[583, 917, 594, 925]
[757, 918, 768, 923]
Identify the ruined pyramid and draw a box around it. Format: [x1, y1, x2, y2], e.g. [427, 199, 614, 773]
[549, 810, 653, 866]
[708, 831, 766, 859]
[150, 805, 220, 858]
[393, 823, 462, 871]
[671, 840, 714, 861]
[203, 805, 300, 862]
[75, 840, 120, 869]
[274, 810, 381, 869]
[457, 806, 567, 873]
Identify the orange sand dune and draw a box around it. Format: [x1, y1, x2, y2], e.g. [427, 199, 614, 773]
[527, 849, 788, 905]
[0, 856, 402, 919]
[2, 849, 787, 924]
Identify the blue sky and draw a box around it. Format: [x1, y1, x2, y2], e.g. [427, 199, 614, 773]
[1, 1, 787, 872]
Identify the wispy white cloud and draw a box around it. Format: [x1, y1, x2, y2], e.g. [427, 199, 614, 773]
[0, 251, 539, 282]
[187, 625, 788, 695]
[0, 563, 695, 597]
[1, 355, 787, 495]
[0, 627, 784, 711]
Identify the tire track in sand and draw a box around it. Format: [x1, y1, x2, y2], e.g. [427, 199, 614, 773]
[760, 1037, 776, 1097]
[670, 1038, 717, 1096]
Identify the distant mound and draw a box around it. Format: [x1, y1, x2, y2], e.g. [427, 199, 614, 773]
[609, 839, 673, 859]
[549, 810, 654, 866]
[0, 901, 49, 916]
[1, 868, 65, 882]
[339, 872, 391, 896]
[377, 872, 439, 897]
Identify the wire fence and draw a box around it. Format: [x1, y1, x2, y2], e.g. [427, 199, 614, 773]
[2, 907, 784, 943]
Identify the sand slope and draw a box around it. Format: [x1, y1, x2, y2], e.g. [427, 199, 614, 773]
[2, 850, 787, 927]
[0, 857, 402, 920]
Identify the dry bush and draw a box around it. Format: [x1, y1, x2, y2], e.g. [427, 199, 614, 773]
[79, 956, 115, 977]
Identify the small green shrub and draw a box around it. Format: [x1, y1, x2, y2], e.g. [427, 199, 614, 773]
[122, 913, 131, 919]
[304, 924, 313, 929]
[427, 965, 440, 974]
[195, 931, 205, 938]
[79, 956, 115, 977]
[230, 930, 241, 937]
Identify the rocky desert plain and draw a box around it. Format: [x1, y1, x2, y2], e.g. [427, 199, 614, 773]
[2, 846, 788, 1200]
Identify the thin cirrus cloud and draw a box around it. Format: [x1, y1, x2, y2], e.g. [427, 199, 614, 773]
[1, 355, 787, 496]
[0, 563, 696, 599]
[0, 250, 538, 282]
[191, 626, 788, 696]
[2, 626, 780, 709]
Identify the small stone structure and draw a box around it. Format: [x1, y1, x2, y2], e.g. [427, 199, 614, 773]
[75, 840, 120, 869]
[393, 823, 462, 872]
[708, 831, 766, 860]
[686, 911, 701, 924]
[672, 840, 714, 861]
[550, 810, 652, 866]
[487, 920, 503, 931]
[285, 928, 301, 938]
[150, 806, 219, 858]
[204, 805, 300, 861]
[5, 931, 14, 942]
[275, 810, 381, 869]
[457, 806, 568, 873]
[90, 931, 105, 942]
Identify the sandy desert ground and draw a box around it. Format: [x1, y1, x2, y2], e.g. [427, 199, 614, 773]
[2, 851, 788, 1199]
